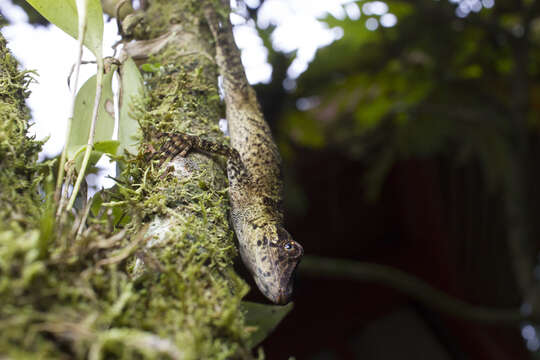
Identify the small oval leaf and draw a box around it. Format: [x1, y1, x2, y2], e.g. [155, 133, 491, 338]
[25, 0, 104, 56]
[118, 57, 144, 156]
[67, 70, 115, 172]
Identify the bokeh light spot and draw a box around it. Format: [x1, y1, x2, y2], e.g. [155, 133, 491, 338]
[366, 17, 379, 31]
[380, 13, 397, 27]
[344, 2, 361, 20]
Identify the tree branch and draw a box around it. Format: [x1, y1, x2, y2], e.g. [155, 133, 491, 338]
[300, 256, 531, 324]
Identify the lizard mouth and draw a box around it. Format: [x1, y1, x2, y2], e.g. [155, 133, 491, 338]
[253, 257, 300, 305]
[274, 259, 301, 305]
[275, 289, 292, 305]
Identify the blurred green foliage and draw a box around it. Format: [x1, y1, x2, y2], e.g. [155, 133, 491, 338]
[279, 0, 540, 199]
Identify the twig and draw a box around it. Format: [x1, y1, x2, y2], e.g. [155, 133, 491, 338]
[67, 60, 97, 90]
[75, 184, 93, 241]
[96, 224, 149, 267]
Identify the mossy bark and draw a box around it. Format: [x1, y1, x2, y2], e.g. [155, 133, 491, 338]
[0, 31, 43, 227]
[114, 0, 255, 358]
[0, 2, 257, 359]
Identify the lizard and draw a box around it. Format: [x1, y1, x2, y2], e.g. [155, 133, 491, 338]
[155, 1, 303, 304]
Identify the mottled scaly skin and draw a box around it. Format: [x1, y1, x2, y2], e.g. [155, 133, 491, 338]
[157, 2, 303, 304]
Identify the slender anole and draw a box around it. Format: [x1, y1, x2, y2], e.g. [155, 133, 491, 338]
[156, 1, 303, 304]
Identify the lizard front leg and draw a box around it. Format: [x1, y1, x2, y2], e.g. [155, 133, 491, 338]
[155, 132, 250, 185]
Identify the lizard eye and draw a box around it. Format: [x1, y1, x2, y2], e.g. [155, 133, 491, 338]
[282, 241, 303, 259]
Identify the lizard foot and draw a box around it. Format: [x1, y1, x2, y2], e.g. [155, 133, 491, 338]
[155, 132, 195, 164]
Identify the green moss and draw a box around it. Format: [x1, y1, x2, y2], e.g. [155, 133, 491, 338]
[0, 32, 44, 229]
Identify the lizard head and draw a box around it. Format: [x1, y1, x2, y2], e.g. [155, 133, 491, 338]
[244, 225, 303, 304]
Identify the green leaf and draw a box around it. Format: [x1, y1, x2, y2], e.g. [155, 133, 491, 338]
[25, 0, 104, 56]
[140, 63, 162, 73]
[89, 188, 130, 227]
[94, 140, 120, 155]
[241, 301, 293, 348]
[90, 189, 103, 217]
[89, 140, 120, 167]
[118, 57, 144, 156]
[66, 70, 115, 173]
[37, 181, 55, 259]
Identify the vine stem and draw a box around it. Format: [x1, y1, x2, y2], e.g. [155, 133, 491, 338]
[300, 255, 530, 324]
[55, 0, 89, 206]
[66, 56, 104, 211]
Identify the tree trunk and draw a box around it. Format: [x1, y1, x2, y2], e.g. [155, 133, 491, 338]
[0, 2, 256, 358]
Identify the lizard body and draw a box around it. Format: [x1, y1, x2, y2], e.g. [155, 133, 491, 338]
[157, 2, 303, 304]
